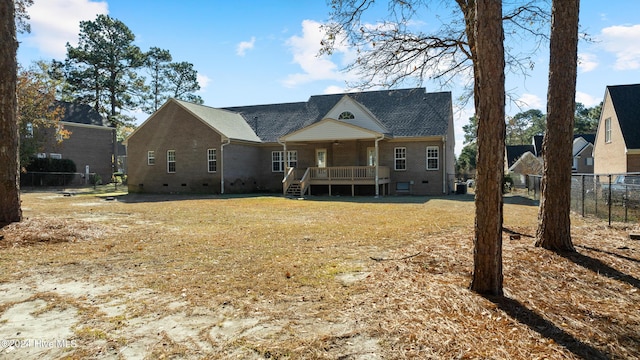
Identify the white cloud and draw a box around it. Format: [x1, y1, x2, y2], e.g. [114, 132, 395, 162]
[578, 52, 598, 72]
[323, 85, 346, 94]
[236, 37, 256, 57]
[517, 93, 543, 110]
[575, 91, 601, 107]
[283, 20, 357, 88]
[197, 74, 211, 91]
[600, 24, 640, 70]
[23, 0, 109, 59]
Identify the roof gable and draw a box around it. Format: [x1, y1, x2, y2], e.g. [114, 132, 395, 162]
[607, 84, 640, 149]
[323, 95, 389, 134]
[281, 118, 382, 142]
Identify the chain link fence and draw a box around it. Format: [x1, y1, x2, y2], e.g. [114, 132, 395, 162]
[526, 173, 640, 225]
[21, 172, 101, 188]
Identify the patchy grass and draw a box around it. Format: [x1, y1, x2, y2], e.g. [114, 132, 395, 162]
[0, 191, 638, 359]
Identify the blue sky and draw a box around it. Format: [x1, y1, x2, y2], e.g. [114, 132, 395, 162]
[17, 0, 640, 155]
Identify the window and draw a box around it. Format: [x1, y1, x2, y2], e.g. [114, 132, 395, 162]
[147, 151, 155, 165]
[338, 111, 355, 119]
[585, 157, 593, 166]
[605, 117, 612, 143]
[394, 147, 406, 171]
[287, 151, 298, 168]
[272, 151, 297, 172]
[25, 123, 33, 138]
[207, 149, 217, 172]
[49, 153, 62, 159]
[426, 146, 439, 170]
[37, 153, 46, 159]
[167, 150, 176, 173]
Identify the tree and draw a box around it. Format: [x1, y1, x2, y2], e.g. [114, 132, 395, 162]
[164, 61, 203, 105]
[506, 109, 545, 145]
[322, 1, 549, 99]
[64, 14, 146, 128]
[574, 101, 600, 133]
[17, 62, 68, 166]
[1, 0, 21, 226]
[143, 47, 172, 113]
[469, 0, 506, 296]
[323, 0, 548, 296]
[456, 143, 477, 179]
[535, 0, 580, 251]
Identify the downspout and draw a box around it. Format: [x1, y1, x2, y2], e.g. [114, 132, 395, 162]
[375, 135, 383, 197]
[220, 137, 230, 194]
[442, 135, 447, 194]
[277, 138, 287, 191]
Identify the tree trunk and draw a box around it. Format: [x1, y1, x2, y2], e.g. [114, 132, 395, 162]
[535, 0, 579, 251]
[0, 0, 22, 226]
[470, 0, 505, 296]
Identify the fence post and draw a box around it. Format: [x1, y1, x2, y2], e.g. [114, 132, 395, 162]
[581, 174, 585, 217]
[608, 174, 612, 226]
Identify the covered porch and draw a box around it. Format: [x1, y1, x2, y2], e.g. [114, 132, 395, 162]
[282, 166, 390, 197]
[278, 114, 391, 197]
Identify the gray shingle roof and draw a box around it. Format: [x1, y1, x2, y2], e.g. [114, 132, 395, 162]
[58, 102, 110, 127]
[607, 84, 640, 149]
[224, 88, 452, 142]
[175, 100, 261, 142]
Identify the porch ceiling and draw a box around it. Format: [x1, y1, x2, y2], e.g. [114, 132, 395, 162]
[280, 118, 384, 142]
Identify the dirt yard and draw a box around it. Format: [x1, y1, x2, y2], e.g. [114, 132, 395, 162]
[0, 189, 638, 359]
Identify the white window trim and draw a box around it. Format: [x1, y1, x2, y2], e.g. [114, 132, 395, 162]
[426, 146, 439, 170]
[207, 148, 217, 173]
[49, 153, 62, 159]
[167, 150, 176, 173]
[272, 150, 297, 172]
[394, 147, 407, 171]
[605, 117, 612, 143]
[147, 151, 155, 165]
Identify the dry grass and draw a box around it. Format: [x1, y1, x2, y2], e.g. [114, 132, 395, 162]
[0, 190, 639, 359]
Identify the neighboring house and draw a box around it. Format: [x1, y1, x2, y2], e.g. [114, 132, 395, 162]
[572, 135, 595, 173]
[125, 88, 455, 196]
[593, 84, 640, 174]
[36, 102, 117, 182]
[504, 145, 539, 187]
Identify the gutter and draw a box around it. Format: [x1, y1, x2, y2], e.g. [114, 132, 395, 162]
[220, 138, 230, 194]
[442, 135, 447, 194]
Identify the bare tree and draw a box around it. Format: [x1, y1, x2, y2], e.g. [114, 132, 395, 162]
[535, 0, 580, 251]
[322, 0, 549, 102]
[0, 0, 21, 226]
[469, 0, 506, 296]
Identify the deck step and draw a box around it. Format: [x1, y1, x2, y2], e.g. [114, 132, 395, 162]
[286, 183, 302, 196]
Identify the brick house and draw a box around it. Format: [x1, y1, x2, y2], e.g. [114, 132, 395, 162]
[30, 102, 117, 183]
[593, 84, 640, 174]
[125, 88, 455, 196]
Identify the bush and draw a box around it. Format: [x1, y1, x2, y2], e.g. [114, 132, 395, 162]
[24, 157, 77, 186]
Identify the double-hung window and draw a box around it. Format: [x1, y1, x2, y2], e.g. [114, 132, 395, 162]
[394, 147, 406, 171]
[207, 149, 217, 172]
[272, 150, 298, 172]
[426, 146, 439, 170]
[167, 150, 176, 173]
[605, 117, 612, 143]
[147, 151, 155, 165]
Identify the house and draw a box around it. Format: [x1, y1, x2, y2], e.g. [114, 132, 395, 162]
[504, 145, 540, 187]
[572, 134, 595, 173]
[593, 84, 640, 174]
[125, 88, 455, 196]
[27, 102, 117, 183]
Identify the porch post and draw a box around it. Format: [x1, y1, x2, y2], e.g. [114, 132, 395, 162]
[375, 135, 382, 197]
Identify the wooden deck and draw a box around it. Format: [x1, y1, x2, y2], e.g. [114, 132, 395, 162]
[283, 166, 390, 196]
